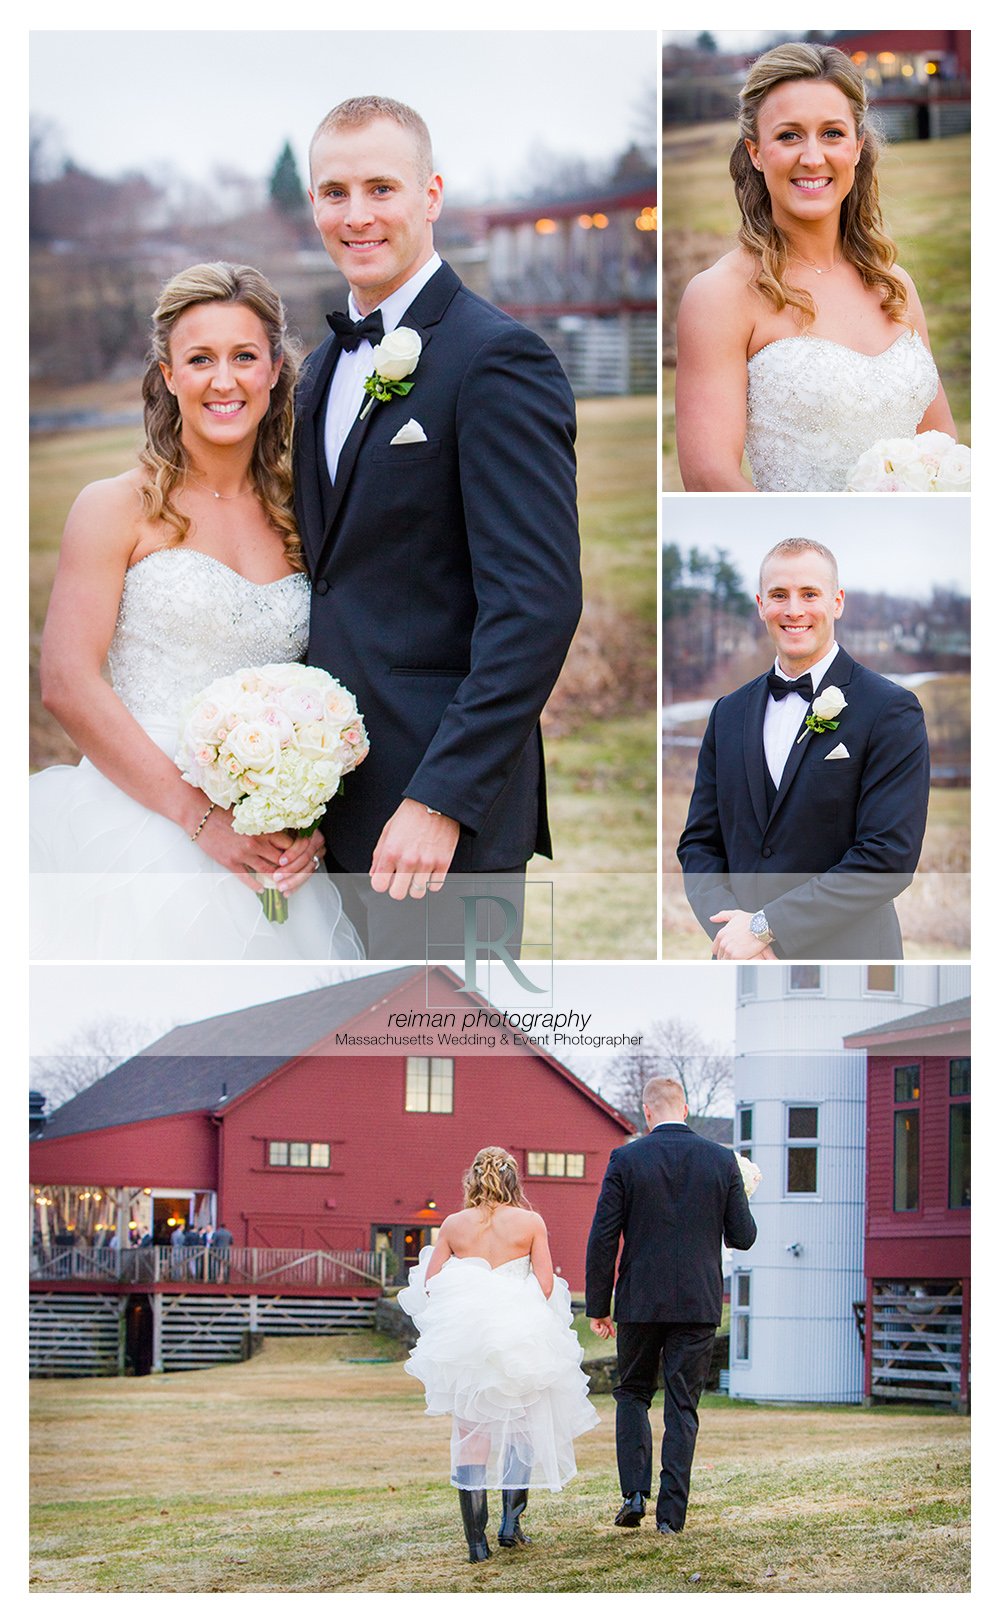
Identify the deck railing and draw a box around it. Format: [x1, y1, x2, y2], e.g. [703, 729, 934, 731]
[29, 1245, 387, 1289]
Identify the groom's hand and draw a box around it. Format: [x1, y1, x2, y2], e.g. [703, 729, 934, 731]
[710, 910, 778, 961]
[370, 798, 461, 901]
[590, 1317, 615, 1340]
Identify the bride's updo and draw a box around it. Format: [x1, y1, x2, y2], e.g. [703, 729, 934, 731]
[730, 43, 907, 327]
[463, 1147, 529, 1210]
[138, 261, 302, 565]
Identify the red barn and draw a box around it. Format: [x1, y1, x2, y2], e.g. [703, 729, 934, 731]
[30, 966, 634, 1375]
[844, 997, 970, 1412]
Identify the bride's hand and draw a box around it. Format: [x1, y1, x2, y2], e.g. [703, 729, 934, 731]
[196, 811, 325, 894]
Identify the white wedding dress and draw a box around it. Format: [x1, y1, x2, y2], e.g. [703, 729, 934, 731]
[745, 328, 939, 491]
[397, 1247, 600, 1490]
[29, 548, 362, 960]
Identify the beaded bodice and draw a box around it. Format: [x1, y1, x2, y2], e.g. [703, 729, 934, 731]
[107, 548, 309, 723]
[745, 330, 939, 492]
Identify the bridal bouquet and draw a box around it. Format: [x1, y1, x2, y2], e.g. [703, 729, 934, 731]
[735, 1151, 762, 1199]
[176, 663, 369, 922]
[846, 431, 971, 492]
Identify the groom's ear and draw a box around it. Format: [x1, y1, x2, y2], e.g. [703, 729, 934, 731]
[425, 172, 444, 224]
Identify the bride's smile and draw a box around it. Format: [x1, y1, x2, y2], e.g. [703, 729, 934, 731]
[745, 79, 864, 234]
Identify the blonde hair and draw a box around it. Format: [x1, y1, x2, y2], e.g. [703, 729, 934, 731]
[138, 262, 301, 567]
[759, 537, 840, 591]
[730, 42, 908, 326]
[310, 95, 434, 184]
[642, 1076, 687, 1120]
[462, 1146, 528, 1210]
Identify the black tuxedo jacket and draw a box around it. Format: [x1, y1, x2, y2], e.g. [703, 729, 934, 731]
[585, 1123, 756, 1324]
[676, 647, 930, 958]
[293, 261, 582, 875]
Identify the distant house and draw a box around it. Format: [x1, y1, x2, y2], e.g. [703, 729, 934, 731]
[844, 997, 970, 1412]
[482, 171, 657, 395]
[29, 966, 633, 1376]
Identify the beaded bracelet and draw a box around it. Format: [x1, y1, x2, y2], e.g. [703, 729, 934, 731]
[190, 803, 215, 842]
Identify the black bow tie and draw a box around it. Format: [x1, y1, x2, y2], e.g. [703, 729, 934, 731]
[766, 673, 814, 701]
[325, 309, 385, 351]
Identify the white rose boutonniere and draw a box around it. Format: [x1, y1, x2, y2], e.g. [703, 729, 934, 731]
[360, 327, 422, 420]
[796, 684, 847, 745]
[735, 1151, 762, 1198]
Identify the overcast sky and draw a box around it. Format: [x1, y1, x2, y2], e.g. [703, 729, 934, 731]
[29, 28, 656, 201]
[662, 495, 970, 597]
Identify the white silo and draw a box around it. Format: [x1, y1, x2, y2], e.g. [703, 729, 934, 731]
[729, 963, 957, 1403]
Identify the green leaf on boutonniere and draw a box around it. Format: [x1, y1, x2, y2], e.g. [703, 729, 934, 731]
[796, 714, 841, 746]
[359, 374, 416, 420]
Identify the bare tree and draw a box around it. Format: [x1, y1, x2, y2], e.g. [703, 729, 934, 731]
[30, 1016, 168, 1112]
[602, 1017, 733, 1129]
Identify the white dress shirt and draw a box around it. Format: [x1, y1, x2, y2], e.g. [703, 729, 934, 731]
[762, 642, 840, 788]
[323, 251, 442, 485]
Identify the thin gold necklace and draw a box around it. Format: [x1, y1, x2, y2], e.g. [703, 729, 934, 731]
[186, 475, 255, 502]
[790, 249, 844, 276]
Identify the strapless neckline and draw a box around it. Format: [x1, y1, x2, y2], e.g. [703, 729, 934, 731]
[127, 546, 303, 590]
[450, 1252, 532, 1271]
[747, 329, 917, 366]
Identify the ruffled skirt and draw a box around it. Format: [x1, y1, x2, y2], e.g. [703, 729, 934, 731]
[397, 1248, 599, 1490]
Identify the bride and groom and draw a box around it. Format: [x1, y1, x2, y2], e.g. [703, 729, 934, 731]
[30, 95, 582, 960]
[399, 1081, 756, 1562]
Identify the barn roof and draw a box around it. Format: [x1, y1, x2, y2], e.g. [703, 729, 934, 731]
[34, 965, 634, 1140]
[842, 995, 971, 1046]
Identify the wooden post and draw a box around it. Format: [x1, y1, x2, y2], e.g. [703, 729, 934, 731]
[151, 1293, 163, 1374]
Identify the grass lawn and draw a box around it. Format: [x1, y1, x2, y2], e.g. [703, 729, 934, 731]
[29, 1335, 970, 1593]
[29, 394, 657, 958]
[662, 127, 971, 487]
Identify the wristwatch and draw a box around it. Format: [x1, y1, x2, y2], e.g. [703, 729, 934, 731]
[749, 909, 774, 947]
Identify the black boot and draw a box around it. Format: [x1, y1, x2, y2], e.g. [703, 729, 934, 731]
[498, 1485, 531, 1547]
[457, 1487, 490, 1562]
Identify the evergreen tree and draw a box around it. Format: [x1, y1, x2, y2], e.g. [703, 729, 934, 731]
[269, 141, 306, 214]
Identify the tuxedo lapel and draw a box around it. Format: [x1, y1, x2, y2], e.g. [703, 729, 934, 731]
[766, 648, 857, 828]
[297, 335, 344, 574]
[311, 261, 463, 583]
[742, 676, 771, 833]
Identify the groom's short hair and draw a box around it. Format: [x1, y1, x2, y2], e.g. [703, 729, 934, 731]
[310, 96, 434, 184]
[759, 537, 840, 590]
[642, 1076, 687, 1120]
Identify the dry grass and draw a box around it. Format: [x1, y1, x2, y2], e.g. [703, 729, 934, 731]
[29, 1337, 970, 1592]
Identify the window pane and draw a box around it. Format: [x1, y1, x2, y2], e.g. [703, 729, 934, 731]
[526, 1152, 545, 1177]
[866, 965, 897, 992]
[736, 1273, 751, 1307]
[949, 1058, 970, 1097]
[789, 966, 821, 991]
[289, 1142, 309, 1167]
[546, 1152, 566, 1177]
[949, 1103, 970, 1208]
[268, 1141, 288, 1166]
[566, 1154, 585, 1178]
[894, 1065, 920, 1102]
[405, 1057, 428, 1111]
[893, 1110, 920, 1211]
[737, 967, 757, 999]
[734, 1314, 750, 1361]
[429, 1059, 454, 1113]
[309, 1143, 330, 1168]
[738, 1107, 753, 1145]
[788, 1106, 818, 1139]
[787, 1145, 817, 1194]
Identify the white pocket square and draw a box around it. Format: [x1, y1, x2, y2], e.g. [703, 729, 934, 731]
[390, 418, 427, 445]
[825, 742, 851, 760]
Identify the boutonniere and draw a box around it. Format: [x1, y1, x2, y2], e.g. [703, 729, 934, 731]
[796, 685, 847, 745]
[359, 327, 422, 420]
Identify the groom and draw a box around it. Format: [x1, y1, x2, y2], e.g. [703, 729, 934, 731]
[294, 96, 582, 956]
[586, 1077, 756, 1534]
[677, 537, 930, 960]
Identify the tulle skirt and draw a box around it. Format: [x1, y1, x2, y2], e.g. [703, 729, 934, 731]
[29, 719, 363, 961]
[397, 1247, 600, 1490]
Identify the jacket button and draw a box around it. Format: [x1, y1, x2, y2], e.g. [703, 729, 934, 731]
[762, 846, 772, 858]
[314, 578, 329, 596]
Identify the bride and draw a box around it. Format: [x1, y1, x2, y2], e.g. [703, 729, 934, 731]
[398, 1147, 599, 1563]
[675, 42, 958, 491]
[30, 262, 362, 959]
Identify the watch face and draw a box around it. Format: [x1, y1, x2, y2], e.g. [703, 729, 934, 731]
[751, 911, 768, 937]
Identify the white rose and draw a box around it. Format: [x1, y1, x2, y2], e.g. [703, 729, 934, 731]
[371, 326, 422, 382]
[845, 449, 886, 492]
[914, 430, 956, 457]
[323, 683, 361, 725]
[812, 685, 847, 722]
[296, 721, 340, 761]
[933, 443, 971, 492]
[735, 1151, 762, 1198]
[282, 685, 326, 725]
[225, 721, 283, 776]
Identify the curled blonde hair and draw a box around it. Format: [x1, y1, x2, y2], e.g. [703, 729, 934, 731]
[138, 262, 302, 567]
[730, 43, 908, 326]
[463, 1146, 529, 1210]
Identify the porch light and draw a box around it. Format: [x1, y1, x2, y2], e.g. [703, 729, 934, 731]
[534, 218, 557, 235]
[926, 61, 939, 74]
[877, 52, 896, 64]
[591, 213, 609, 229]
[426, 1199, 438, 1210]
[635, 206, 657, 232]
[577, 214, 594, 229]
